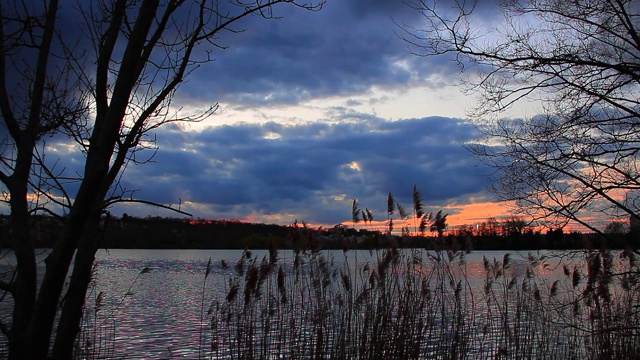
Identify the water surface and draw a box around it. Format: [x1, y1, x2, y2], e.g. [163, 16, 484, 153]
[0, 249, 568, 358]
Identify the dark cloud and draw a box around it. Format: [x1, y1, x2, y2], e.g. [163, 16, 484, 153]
[112, 116, 493, 225]
[0, 1, 507, 225]
[176, 0, 454, 107]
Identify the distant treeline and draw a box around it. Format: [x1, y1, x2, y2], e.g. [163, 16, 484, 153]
[0, 214, 636, 250]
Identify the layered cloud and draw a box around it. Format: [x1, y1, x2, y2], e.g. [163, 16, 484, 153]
[3, 0, 515, 227]
[111, 115, 495, 226]
[176, 0, 459, 109]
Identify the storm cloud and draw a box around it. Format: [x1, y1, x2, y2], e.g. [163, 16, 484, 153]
[114, 116, 493, 225]
[13, 0, 511, 227]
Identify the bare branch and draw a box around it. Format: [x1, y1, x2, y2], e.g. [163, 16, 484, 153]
[0, 1, 324, 356]
[102, 197, 193, 217]
[0, 317, 9, 337]
[0, 278, 14, 293]
[408, 0, 640, 233]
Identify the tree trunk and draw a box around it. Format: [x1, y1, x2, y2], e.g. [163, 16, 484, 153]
[27, 164, 110, 359]
[7, 189, 36, 360]
[2, 0, 60, 355]
[7, 140, 39, 360]
[25, 148, 112, 358]
[52, 211, 101, 359]
[25, 1, 159, 355]
[26, 228, 79, 359]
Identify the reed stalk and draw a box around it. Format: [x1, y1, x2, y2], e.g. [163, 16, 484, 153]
[207, 246, 640, 359]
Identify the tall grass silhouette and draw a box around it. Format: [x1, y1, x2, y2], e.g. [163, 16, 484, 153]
[68, 186, 640, 359]
[205, 245, 640, 359]
[73, 266, 151, 359]
[204, 187, 640, 359]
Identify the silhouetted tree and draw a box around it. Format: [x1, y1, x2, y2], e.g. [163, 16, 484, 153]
[604, 221, 629, 235]
[0, 1, 323, 359]
[503, 215, 529, 237]
[478, 217, 500, 237]
[403, 0, 640, 236]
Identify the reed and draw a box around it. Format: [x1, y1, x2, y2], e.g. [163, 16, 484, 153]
[67, 241, 640, 359]
[73, 265, 151, 360]
[73, 266, 116, 360]
[204, 244, 640, 359]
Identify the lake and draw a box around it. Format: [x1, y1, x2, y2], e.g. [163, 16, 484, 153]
[85, 249, 562, 359]
[0, 249, 615, 359]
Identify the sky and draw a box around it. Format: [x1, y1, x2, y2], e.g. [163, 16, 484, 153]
[30, 0, 529, 230]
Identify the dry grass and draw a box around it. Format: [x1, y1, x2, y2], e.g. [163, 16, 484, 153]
[204, 243, 640, 359]
[70, 234, 640, 359]
[73, 266, 151, 360]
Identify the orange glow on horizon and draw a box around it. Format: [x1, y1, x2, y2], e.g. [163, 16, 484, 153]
[445, 201, 514, 228]
[327, 201, 514, 235]
[180, 197, 605, 235]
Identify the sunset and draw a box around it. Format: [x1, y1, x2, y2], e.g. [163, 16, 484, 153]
[1, 0, 639, 358]
[14, 0, 522, 229]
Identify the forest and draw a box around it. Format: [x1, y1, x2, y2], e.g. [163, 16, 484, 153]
[1, 214, 634, 251]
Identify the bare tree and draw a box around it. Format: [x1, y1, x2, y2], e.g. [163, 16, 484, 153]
[0, 1, 323, 359]
[604, 220, 629, 235]
[402, 0, 640, 235]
